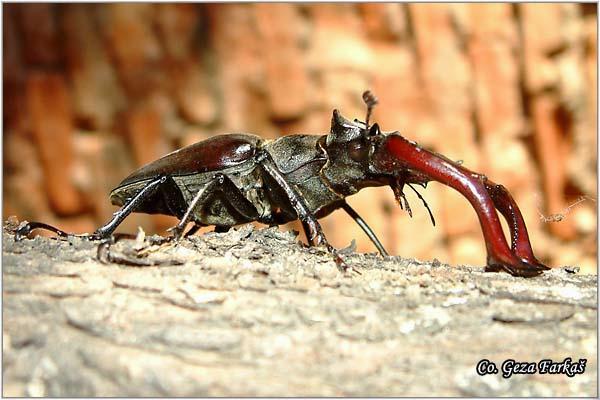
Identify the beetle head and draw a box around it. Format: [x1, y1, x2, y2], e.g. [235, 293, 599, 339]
[321, 109, 389, 195]
[322, 105, 430, 196]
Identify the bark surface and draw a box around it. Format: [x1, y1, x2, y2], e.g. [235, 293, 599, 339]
[2, 222, 597, 396]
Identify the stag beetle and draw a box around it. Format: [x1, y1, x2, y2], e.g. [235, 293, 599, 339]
[16, 91, 550, 277]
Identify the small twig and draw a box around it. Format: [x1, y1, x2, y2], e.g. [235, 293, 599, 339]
[538, 195, 595, 223]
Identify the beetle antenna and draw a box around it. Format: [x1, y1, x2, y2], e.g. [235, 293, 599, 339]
[362, 90, 378, 131]
[407, 184, 436, 226]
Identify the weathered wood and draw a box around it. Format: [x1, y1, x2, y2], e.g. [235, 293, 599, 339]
[3, 222, 596, 396]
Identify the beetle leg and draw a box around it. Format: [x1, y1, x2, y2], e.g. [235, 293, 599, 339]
[14, 178, 169, 265]
[257, 151, 356, 274]
[93, 176, 167, 239]
[300, 221, 313, 246]
[167, 177, 217, 240]
[341, 202, 389, 257]
[167, 173, 259, 240]
[15, 221, 72, 241]
[14, 174, 165, 242]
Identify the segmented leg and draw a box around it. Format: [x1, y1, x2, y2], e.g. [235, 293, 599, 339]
[15, 221, 71, 241]
[15, 176, 167, 241]
[94, 176, 168, 238]
[15, 177, 172, 266]
[167, 173, 259, 240]
[257, 151, 353, 273]
[341, 202, 389, 257]
[300, 221, 314, 246]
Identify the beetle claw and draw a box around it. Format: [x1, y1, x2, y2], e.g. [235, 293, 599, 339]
[15, 221, 71, 241]
[166, 225, 185, 242]
[486, 256, 550, 278]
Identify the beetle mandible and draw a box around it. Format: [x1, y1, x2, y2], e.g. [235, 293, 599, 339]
[16, 91, 550, 277]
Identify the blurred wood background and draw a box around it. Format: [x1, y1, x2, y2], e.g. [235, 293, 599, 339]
[3, 3, 597, 273]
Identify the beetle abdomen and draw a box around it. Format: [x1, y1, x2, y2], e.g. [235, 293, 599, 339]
[109, 134, 262, 219]
[117, 134, 262, 188]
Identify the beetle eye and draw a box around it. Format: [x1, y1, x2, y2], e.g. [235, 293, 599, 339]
[367, 123, 381, 137]
[348, 141, 368, 162]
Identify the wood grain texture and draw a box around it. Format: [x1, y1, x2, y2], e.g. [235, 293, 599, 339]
[2, 223, 597, 396]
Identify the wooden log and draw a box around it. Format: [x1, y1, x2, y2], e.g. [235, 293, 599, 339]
[3, 225, 596, 396]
